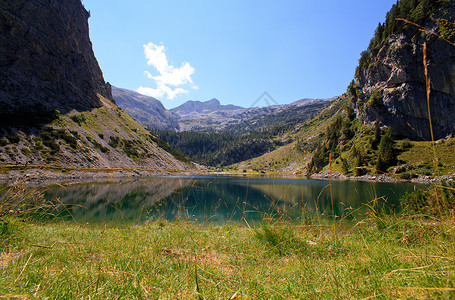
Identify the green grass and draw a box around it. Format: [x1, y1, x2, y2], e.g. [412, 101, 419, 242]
[1, 148, 454, 299]
[1, 213, 454, 299]
[398, 139, 455, 176]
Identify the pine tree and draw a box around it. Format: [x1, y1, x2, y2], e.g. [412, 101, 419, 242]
[341, 157, 350, 174]
[376, 130, 396, 172]
[354, 148, 366, 176]
[372, 121, 381, 150]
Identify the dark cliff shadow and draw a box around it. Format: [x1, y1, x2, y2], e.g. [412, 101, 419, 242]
[0, 0, 112, 130]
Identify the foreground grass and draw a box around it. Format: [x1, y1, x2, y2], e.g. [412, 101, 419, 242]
[1, 215, 454, 299]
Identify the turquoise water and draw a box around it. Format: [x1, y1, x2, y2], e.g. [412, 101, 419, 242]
[42, 175, 423, 224]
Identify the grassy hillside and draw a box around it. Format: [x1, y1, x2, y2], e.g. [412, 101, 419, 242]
[232, 93, 455, 179]
[231, 97, 348, 174]
[396, 139, 455, 178]
[0, 96, 192, 171]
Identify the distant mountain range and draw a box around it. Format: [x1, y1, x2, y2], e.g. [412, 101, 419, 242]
[112, 87, 180, 131]
[113, 87, 332, 134]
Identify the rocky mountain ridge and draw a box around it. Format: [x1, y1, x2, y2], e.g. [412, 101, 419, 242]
[114, 88, 332, 133]
[353, 1, 455, 140]
[112, 87, 180, 131]
[171, 98, 242, 114]
[171, 97, 332, 133]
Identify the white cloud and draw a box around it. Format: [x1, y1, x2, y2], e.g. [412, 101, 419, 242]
[137, 42, 196, 100]
[137, 84, 188, 100]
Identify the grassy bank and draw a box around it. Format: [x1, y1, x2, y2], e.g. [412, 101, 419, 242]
[1, 212, 454, 299]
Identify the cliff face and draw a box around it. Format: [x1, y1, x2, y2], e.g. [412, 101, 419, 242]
[354, 8, 455, 140]
[0, 0, 193, 171]
[0, 0, 112, 120]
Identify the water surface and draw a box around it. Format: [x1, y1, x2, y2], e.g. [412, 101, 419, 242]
[41, 175, 424, 225]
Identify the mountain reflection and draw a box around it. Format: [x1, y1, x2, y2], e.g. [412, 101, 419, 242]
[43, 176, 419, 224]
[44, 177, 193, 224]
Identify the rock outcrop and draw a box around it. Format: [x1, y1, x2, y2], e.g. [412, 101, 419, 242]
[0, 0, 112, 124]
[0, 0, 194, 171]
[354, 7, 455, 140]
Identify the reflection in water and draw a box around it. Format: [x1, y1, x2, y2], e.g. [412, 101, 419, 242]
[44, 177, 193, 224]
[43, 176, 423, 224]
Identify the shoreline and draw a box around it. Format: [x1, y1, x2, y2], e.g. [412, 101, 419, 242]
[0, 167, 203, 186]
[308, 170, 454, 184]
[0, 166, 452, 186]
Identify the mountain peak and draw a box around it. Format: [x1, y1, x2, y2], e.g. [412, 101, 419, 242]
[207, 98, 221, 105]
[171, 98, 229, 114]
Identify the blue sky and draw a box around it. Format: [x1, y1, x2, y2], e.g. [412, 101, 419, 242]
[82, 0, 397, 109]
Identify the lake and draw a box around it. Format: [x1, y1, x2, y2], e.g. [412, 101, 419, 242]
[39, 175, 424, 225]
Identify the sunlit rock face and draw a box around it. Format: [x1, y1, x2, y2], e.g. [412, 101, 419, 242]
[355, 10, 455, 140]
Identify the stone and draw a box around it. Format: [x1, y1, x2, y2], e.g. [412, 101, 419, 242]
[0, 0, 113, 126]
[355, 11, 455, 140]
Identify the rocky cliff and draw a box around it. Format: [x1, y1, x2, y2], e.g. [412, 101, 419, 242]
[0, 0, 193, 171]
[354, 2, 455, 140]
[0, 0, 112, 126]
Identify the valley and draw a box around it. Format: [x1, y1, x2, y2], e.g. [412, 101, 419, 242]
[1, 0, 454, 181]
[1, 0, 455, 298]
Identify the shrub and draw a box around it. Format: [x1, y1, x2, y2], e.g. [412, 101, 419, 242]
[341, 157, 350, 174]
[39, 127, 79, 152]
[20, 148, 31, 157]
[6, 133, 20, 144]
[121, 140, 141, 159]
[71, 114, 86, 126]
[33, 137, 44, 150]
[86, 137, 109, 154]
[56, 130, 78, 149]
[398, 139, 412, 150]
[109, 136, 120, 148]
[372, 121, 381, 150]
[39, 130, 60, 154]
[354, 152, 366, 176]
[70, 130, 80, 139]
[399, 172, 411, 180]
[367, 90, 383, 108]
[438, 18, 455, 41]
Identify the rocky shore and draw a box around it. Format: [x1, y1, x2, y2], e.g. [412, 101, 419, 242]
[309, 170, 454, 184]
[1, 167, 453, 187]
[0, 168, 202, 186]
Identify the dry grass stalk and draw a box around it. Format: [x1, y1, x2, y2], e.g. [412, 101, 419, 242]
[396, 18, 455, 47]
